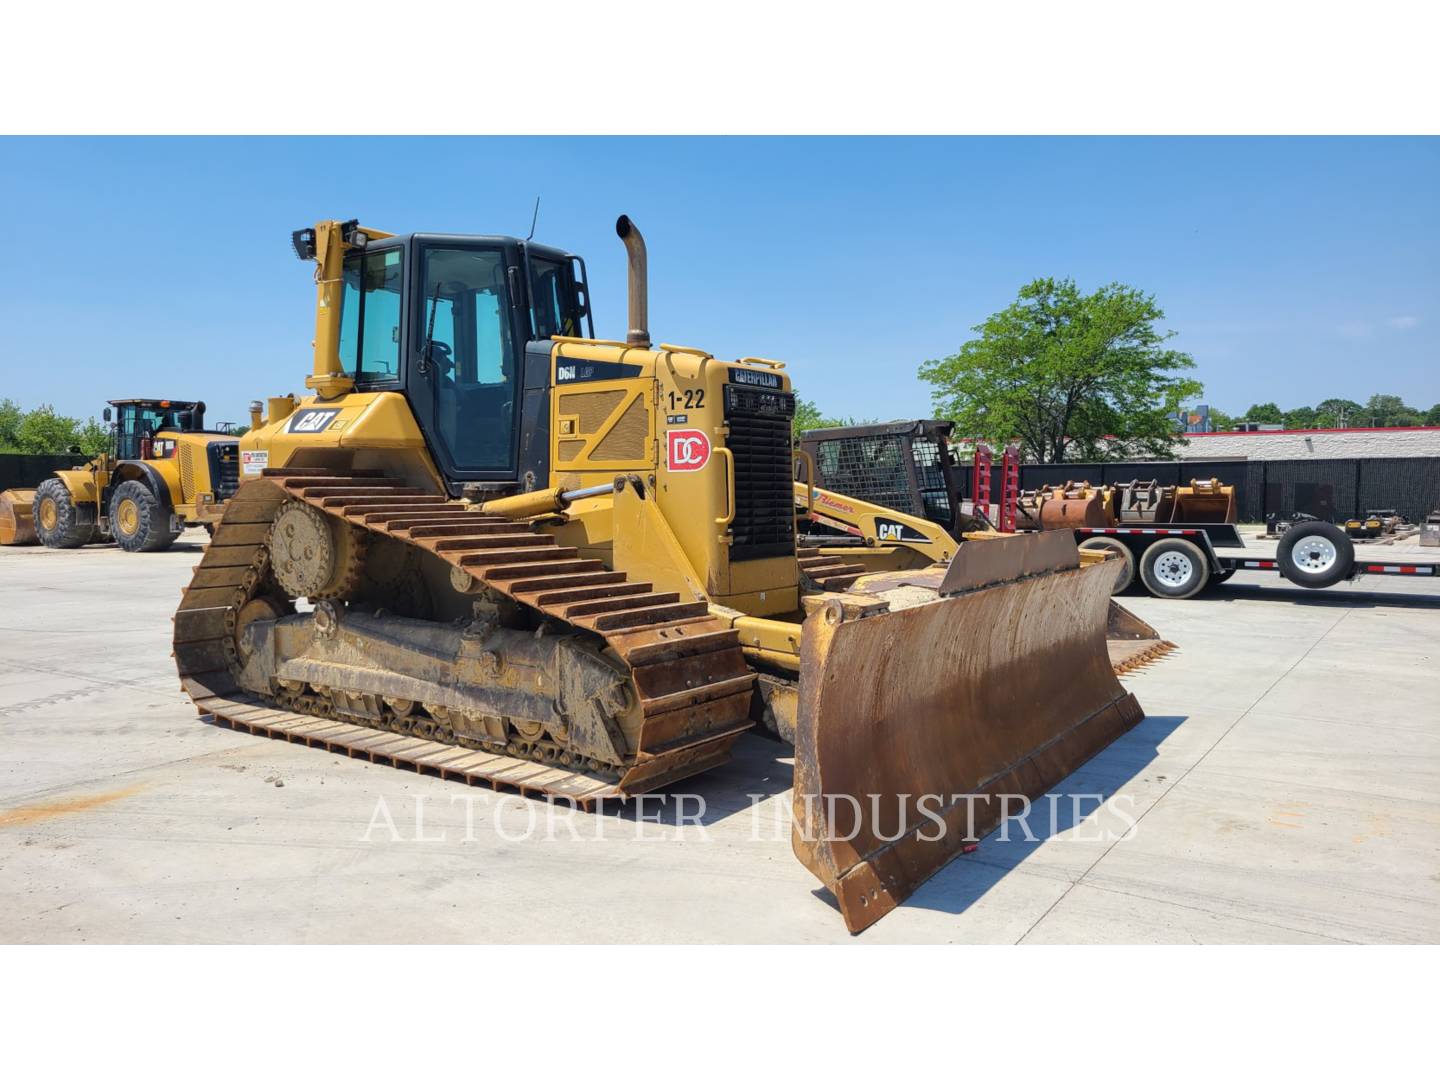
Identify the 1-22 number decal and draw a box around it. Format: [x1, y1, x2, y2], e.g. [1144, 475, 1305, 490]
[666, 388, 705, 411]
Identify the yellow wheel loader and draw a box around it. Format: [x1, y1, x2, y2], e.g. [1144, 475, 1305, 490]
[1, 400, 240, 552]
[174, 216, 1156, 932]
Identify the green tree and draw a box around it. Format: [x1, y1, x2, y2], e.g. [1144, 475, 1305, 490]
[76, 417, 112, 456]
[792, 398, 877, 436]
[1424, 403, 1440, 426]
[792, 398, 829, 435]
[1283, 405, 1317, 429]
[1315, 398, 1362, 428]
[1243, 402, 1283, 424]
[1206, 407, 1236, 432]
[0, 398, 23, 451]
[1363, 393, 1420, 427]
[14, 405, 83, 453]
[919, 278, 1201, 462]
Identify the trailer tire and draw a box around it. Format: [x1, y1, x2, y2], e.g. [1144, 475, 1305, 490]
[1078, 536, 1135, 594]
[1277, 521, 1353, 589]
[33, 478, 96, 548]
[1139, 537, 1210, 599]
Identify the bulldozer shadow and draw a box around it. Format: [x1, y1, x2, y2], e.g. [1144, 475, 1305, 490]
[599, 734, 797, 827]
[869, 711, 1187, 927]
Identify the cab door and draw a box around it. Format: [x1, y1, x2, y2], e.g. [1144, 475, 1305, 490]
[406, 239, 529, 485]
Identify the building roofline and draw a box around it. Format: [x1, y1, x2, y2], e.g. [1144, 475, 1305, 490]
[1187, 426, 1440, 437]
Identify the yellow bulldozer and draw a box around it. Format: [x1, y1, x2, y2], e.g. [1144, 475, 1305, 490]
[0, 399, 240, 552]
[174, 216, 1156, 931]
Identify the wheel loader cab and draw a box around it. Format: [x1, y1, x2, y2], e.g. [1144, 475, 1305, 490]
[109, 399, 205, 460]
[328, 231, 591, 490]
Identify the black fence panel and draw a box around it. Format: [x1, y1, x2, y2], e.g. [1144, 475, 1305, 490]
[1355, 457, 1440, 522]
[0, 453, 89, 490]
[1259, 459, 1358, 522]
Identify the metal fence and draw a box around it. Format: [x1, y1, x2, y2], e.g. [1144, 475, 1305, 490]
[0, 453, 89, 491]
[963, 456, 1440, 524]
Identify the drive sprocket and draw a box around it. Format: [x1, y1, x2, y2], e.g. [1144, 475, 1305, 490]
[267, 499, 366, 600]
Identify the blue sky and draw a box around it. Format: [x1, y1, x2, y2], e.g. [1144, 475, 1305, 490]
[1, 136, 1435, 428]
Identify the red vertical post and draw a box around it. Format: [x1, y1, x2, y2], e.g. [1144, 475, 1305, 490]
[999, 445, 1020, 533]
[972, 442, 992, 524]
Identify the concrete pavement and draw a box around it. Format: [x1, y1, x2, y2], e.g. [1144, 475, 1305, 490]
[2, 533, 1436, 943]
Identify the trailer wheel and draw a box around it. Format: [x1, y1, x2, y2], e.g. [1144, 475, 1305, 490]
[1277, 521, 1353, 589]
[33, 478, 96, 548]
[1139, 537, 1210, 599]
[109, 480, 178, 553]
[1078, 536, 1135, 594]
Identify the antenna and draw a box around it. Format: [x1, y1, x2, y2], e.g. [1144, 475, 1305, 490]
[525, 196, 541, 241]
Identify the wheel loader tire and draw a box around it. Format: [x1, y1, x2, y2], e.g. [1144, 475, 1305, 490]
[109, 480, 176, 553]
[1277, 520, 1353, 589]
[33, 478, 96, 548]
[1138, 537, 1210, 599]
[1078, 536, 1135, 594]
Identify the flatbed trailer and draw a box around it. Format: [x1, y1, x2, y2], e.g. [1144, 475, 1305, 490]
[1072, 521, 1438, 599]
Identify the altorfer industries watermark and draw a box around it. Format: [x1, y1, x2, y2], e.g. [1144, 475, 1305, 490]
[359, 791, 1140, 845]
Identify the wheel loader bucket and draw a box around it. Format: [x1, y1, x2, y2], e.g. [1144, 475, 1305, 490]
[0, 488, 38, 546]
[791, 532, 1145, 932]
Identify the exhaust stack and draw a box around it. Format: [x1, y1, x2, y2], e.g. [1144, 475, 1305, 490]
[615, 215, 650, 348]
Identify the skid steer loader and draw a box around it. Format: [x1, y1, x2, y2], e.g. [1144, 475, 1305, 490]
[174, 216, 1152, 931]
[792, 479, 1174, 676]
[0, 399, 240, 552]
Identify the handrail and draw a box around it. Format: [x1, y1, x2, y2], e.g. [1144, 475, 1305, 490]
[796, 448, 816, 512]
[714, 447, 736, 528]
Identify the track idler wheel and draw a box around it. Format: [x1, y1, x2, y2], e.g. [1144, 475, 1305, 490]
[268, 500, 366, 600]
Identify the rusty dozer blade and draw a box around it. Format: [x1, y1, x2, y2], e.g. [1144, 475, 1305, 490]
[791, 531, 1145, 933]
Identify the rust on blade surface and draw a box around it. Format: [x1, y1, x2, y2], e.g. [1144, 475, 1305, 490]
[791, 548, 1144, 933]
[937, 529, 1079, 595]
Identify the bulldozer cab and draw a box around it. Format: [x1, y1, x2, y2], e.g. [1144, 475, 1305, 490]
[326, 230, 592, 491]
[106, 398, 207, 460]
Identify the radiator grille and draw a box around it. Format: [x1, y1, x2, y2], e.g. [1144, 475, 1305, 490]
[209, 442, 240, 501]
[724, 385, 795, 562]
[178, 444, 196, 502]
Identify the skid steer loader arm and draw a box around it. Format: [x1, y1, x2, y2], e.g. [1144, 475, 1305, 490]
[790, 532, 1143, 932]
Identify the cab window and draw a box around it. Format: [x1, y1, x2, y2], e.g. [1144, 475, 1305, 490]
[418, 247, 519, 473]
[338, 248, 403, 380]
[530, 256, 580, 340]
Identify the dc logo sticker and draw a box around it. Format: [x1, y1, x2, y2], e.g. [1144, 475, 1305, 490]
[666, 429, 711, 472]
